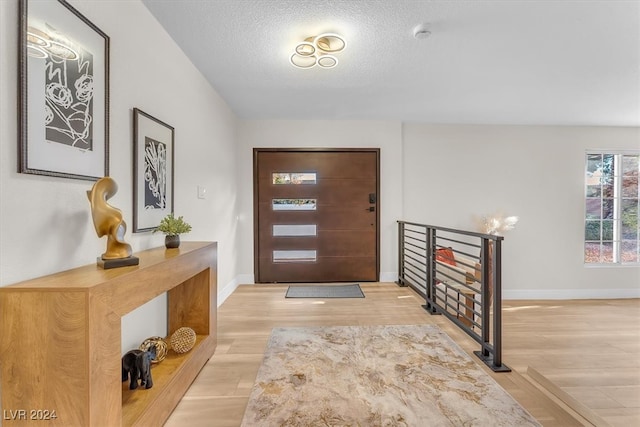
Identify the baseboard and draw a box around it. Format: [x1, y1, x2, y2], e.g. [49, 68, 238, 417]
[218, 277, 240, 307]
[503, 288, 640, 300]
[217, 274, 255, 306]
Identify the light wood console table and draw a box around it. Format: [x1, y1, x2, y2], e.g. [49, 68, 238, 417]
[0, 241, 217, 426]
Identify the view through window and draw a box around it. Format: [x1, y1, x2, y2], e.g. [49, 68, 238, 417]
[584, 152, 639, 264]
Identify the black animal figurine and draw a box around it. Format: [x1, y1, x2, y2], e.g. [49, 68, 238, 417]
[121, 345, 156, 390]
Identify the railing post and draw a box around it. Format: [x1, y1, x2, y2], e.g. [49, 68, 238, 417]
[426, 227, 433, 309]
[396, 221, 405, 287]
[492, 238, 508, 371]
[474, 237, 510, 372]
[422, 227, 438, 314]
[480, 238, 491, 359]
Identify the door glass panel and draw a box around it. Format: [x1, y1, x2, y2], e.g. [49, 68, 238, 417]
[272, 199, 317, 210]
[273, 224, 317, 236]
[272, 172, 317, 184]
[273, 250, 317, 262]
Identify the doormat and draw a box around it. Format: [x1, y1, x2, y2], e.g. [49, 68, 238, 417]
[285, 283, 364, 298]
[241, 325, 540, 426]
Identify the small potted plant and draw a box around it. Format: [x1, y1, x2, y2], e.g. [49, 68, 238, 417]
[154, 213, 192, 248]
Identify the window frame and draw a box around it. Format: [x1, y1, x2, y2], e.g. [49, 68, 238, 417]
[584, 150, 639, 266]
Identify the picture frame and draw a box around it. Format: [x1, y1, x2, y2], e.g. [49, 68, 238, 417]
[19, 0, 110, 181]
[133, 108, 175, 233]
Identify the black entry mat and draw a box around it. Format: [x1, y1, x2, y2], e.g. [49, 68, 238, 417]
[285, 284, 365, 298]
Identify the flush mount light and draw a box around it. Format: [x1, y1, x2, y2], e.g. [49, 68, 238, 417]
[290, 32, 346, 69]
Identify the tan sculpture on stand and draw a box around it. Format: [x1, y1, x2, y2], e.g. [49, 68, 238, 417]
[87, 177, 139, 269]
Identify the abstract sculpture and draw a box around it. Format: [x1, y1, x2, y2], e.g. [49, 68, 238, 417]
[87, 177, 139, 268]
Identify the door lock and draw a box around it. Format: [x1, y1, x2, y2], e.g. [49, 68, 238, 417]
[368, 206, 375, 212]
[369, 193, 377, 204]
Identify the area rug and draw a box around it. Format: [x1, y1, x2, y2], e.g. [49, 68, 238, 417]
[285, 283, 364, 298]
[241, 324, 540, 426]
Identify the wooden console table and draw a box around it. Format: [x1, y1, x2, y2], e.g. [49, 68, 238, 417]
[0, 242, 217, 426]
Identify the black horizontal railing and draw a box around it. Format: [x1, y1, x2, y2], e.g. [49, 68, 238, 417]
[397, 220, 510, 372]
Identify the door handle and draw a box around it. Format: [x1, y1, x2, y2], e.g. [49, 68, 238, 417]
[368, 206, 375, 212]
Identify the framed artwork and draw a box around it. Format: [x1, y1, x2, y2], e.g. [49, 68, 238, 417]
[19, 0, 110, 181]
[133, 108, 175, 233]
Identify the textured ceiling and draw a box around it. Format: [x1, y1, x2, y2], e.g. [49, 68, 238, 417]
[142, 0, 640, 126]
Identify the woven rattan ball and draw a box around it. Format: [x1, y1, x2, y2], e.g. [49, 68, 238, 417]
[139, 336, 168, 364]
[169, 327, 196, 354]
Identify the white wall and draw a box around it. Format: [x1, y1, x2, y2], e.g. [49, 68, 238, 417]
[0, 0, 239, 351]
[236, 120, 403, 282]
[402, 124, 640, 299]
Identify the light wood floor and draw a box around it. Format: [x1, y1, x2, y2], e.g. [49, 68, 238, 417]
[164, 283, 640, 426]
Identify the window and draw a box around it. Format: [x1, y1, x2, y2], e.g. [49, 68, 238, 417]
[272, 199, 317, 211]
[273, 224, 317, 237]
[272, 172, 317, 184]
[584, 152, 639, 264]
[273, 250, 317, 263]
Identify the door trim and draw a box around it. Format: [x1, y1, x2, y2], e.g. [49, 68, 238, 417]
[253, 148, 380, 283]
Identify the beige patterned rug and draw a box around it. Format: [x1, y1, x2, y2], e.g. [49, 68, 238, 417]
[241, 324, 540, 426]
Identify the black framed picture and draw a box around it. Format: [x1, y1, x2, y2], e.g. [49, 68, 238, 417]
[19, 0, 110, 181]
[133, 108, 175, 233]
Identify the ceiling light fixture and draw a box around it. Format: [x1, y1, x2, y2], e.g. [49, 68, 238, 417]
[290, 33, 346, 69]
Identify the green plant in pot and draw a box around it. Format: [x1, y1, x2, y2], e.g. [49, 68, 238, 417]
[154, 213, 192, 249]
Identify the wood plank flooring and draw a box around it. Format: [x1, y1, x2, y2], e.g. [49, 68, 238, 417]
[502, 298, 640, 426]
[164, 283, 639, 426]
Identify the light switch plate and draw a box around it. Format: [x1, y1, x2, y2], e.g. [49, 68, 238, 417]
[197, 185, 207, 199]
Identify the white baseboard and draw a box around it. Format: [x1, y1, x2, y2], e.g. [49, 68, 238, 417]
[503, 288, 640, 300]
[218, 274, 255, 306]
[218, 277, 239, 307]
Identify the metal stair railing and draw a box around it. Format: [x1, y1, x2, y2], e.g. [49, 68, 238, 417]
[397, 220, 510, 372]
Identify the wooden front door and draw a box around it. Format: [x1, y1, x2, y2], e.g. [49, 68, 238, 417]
[254, 149, 379, 283]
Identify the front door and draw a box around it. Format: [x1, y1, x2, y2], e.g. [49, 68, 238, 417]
[254, 149, 379, 283]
